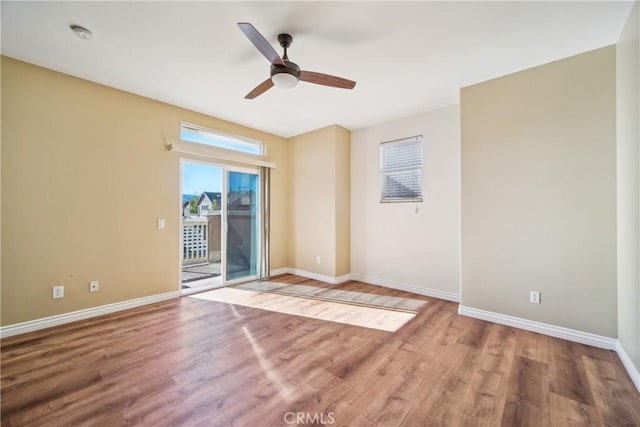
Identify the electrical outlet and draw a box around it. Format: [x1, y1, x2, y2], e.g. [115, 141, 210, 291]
[530, 291, 540, 304]
[52, 285, 64, 299]
[89, 280, 99, 293]
[316, 256, 321, 264]
[157, 218, 166, 229]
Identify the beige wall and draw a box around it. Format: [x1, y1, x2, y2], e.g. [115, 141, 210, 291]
[1, 57, 289, 326]
[334, 126, 351, 277]
[288, 125, 350, 277]
[617, 2, 640, 371]
[350, 106, 461, 299]
[461, 46, 617, 337]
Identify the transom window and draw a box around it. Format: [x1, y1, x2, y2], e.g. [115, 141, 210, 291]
[380, 136, 423, 203]
[181, 123, 264, 155]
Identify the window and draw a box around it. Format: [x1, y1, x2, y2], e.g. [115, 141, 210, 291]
[380, 136, 423, 203]
[181, 123, 264, 155]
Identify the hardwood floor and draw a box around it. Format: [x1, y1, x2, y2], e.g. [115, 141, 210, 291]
[2, 274, 639, 426]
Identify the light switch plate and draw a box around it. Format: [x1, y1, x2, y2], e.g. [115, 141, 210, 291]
[157, 218, 166, 229]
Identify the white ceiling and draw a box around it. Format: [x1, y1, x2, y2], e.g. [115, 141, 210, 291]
[1, 1, 633, 138]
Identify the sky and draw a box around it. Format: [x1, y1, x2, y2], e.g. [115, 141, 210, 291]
[182, 162, 222, 195]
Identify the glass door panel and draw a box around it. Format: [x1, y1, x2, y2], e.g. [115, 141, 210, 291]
[226, 171, 258, 281]
[180, 160, 223, 295]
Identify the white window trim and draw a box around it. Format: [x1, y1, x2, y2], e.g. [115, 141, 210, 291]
[168, 141, 275, 169]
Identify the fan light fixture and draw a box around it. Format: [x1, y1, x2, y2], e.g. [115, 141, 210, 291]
[271, 72, 298, 89]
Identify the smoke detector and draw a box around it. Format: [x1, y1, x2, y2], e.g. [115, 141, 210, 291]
[70, 24, 92, 40]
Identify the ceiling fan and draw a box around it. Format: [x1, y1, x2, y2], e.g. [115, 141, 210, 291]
[238, 22, 356, 99]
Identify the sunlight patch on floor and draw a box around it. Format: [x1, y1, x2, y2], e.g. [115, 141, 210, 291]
[189, 287, 415, 332]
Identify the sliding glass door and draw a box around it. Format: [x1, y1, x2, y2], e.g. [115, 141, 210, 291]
[180, 161, 259, 295]
[225, 170, 259, 282]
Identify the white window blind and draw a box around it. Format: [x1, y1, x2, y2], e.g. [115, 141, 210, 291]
[380, 136, 423, 203]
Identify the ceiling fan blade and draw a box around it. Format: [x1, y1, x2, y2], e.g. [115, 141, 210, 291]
[237, 23, 284, 66]
[245, 78, 274, 99]
[299, 71, 356, 89]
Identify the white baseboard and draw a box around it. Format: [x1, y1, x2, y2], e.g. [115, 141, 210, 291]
[350, 273, 460, 302]
[458, 305, 617, 350]
[616, 341, 640, 393]
[0, 290, 180, 339]
[287, 268, 351, 284]
[269, 267, 290, 277]
[334, 273, 353, 284]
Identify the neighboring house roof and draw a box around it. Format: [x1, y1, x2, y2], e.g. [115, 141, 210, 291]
[197, 192, 221, 207]
[204, 192, 221, 202]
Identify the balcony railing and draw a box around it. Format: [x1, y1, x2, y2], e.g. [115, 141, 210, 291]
[182, 218, 208, 265]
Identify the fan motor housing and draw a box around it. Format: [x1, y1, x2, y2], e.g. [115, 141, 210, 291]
[271, 60, 300, 80]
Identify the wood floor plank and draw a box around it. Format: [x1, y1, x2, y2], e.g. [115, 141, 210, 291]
[516, 330, 553, 365]
[501, 356, 550, 426]
[582, 355, 640, 426]
[456, 316, 491, 349]
[1, 274, 639, 426]
[549, 353, 595, 406]
[457, 324, 518, 425]
[549, 392, 600, 426]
